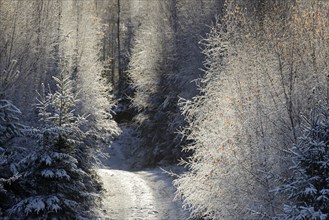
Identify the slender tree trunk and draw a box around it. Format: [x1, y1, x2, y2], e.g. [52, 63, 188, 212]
[327, 75, 329, 105]
[7, 1, 19, 68]
[36, 0, 44, 49]
[170, 0, 178, 33]
[74, 0, 80, 80]
[169, 0, 178, 77]
[109, 11, 115, 87]
[0, 0, 3, 66]
[117, 0, 122, 94]
[56, 0, 62, 66]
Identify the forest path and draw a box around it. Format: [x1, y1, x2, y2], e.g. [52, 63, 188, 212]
[97, 168, 187, 220]
[96, 128, 188, 220]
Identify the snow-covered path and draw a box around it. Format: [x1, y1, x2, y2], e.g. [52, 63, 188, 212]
[98, 169, 157, 220]
[96, 128, 188, 219]
[97, 168, 187, 220]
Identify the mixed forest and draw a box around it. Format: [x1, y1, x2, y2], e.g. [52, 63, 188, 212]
[0, 0, 329, 219]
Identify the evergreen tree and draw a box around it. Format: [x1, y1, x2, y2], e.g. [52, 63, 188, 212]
[0, 100, 22, 148]
[0, 60, 22, 145]
[273, 105, 329, 220]
[0, 100, 22, 217]
[0, 60, 24, 217]
[9, 68, 98, 219]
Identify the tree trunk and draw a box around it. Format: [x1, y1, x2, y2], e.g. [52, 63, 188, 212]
[117, 0, 122, 95]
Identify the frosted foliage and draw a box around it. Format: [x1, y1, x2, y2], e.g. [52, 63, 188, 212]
[174, 1, 329, 219]
[60, 0, 119, 136]
[128, 1, 175, 110]
[0, 100, 22, 144]
[35, 69, 87, 143]
[0, 60, 20, 98]
[50, 75, 77, 127]
[0, 1, 61, 116]
[174, 0, 222, 98]
[173, 24, 245, 219]
[174, 32, 254, 219]
[0, 61, 22, 143]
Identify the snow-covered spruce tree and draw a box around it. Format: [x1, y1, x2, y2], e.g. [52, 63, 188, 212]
[0, 100, 22, 147]
[0, 99, 22, 216]
[272, 105, 329, 220]
[0, 60, 23, 217]
[9, 68, 98, 219]
[0, 61, 24, 145]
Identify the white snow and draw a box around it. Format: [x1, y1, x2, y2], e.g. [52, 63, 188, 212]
[97, 168, 188, 220]
[96, 127, 189, 219]
[41, 169, 54, 178]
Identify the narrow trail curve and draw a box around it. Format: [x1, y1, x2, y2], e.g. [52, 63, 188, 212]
[97, 168, 188, 220]
[96, 127, 189, 219]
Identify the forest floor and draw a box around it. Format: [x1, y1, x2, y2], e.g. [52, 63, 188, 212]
[96, 127, 189, 220]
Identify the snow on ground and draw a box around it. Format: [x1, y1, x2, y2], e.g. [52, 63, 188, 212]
[98, 169, 157, 220]
[97, 168, 188, 220]
[96, 127, 189, 219]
